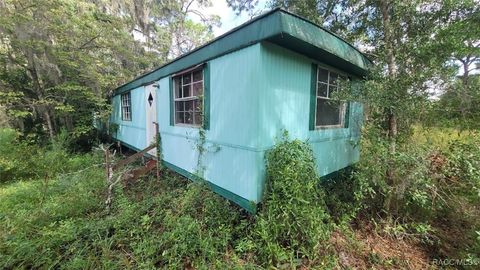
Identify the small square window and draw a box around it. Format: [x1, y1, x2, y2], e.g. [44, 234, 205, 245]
[329, 73, 338, 85]
[184, 100, 194, 112]
[182, 74, 191, 85]
[184, 112, 194, 124]
[175, 111, 184, 123]
[182, 85, 191, 98]
[316, 99, 343, 127]
[174, 77, 182, 98]
[193, 99, 202, 112]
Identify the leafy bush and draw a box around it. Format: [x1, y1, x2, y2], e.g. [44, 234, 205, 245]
[157, 182, 244, 268]
[350, 125, 480, 259]
[0, 128, 39, 182]
[320, 167, 364, 223]
[0, 128, 98, 183]
[251, 133, 332, 266]
[3, 125, 477, 268]
[0, 164, 105, 269]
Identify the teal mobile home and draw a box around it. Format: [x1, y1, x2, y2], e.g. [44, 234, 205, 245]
[110, 9, 371, 212]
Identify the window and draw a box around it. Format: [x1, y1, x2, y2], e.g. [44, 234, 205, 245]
[315, 67, 347, 128]
[173, 67, 203, 126]
[121, 92, 132, 121]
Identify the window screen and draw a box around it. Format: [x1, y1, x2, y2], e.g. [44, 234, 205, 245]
[121, 92, 131, 121]
[315, 67, 346, 128]
[173, 67, 203, 126]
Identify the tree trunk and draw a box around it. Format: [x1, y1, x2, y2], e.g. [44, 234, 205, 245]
[459, 57, 470, 120]
[26, 48, 56, 141]
[380, 0, 399, 215]
[43, 110, 55, 141]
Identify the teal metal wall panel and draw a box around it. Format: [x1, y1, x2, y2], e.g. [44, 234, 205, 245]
[154, 44, 264, 203]
[110, 41, 364, 207]
[111, 86, 147, 150]
[258, 42, 363, 177]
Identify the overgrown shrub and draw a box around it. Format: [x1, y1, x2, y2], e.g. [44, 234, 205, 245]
[3, 125, 478, 268]
[0, 164, 105, 269]
[250, 133, 332, 266]
[1, 129, 31, 181]
[352, 125, 480, 258]
[0, 128, 98, 183]
[320, 167, 363, 223]
[158, 182, 244, 268]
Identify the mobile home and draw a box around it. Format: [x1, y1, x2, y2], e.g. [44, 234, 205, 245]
[110, 8, 371, 212]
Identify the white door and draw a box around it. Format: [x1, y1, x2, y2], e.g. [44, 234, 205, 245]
[145, 84, 157, 156]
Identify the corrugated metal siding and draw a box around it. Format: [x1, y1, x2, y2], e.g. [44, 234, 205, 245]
[156, 44, 264, 203]
[258, 42, 363, 176]
[110, 42, 364, 205]
[111, 86, 147, 150]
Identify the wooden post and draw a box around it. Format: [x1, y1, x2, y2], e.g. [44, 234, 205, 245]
[154, 121, 160, 182]
[105, 145, 110, 181]
[117, 141, 122, 155]
[103, 144, 114, 213]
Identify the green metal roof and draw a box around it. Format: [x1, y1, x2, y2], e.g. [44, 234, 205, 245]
[114, 8, 372, 96]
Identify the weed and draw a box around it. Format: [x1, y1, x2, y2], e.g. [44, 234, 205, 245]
[251, 132, 332, 266]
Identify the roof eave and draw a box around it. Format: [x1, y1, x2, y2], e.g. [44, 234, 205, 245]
[113, 9, 371, 96]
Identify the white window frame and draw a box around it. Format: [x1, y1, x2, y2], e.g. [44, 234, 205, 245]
[121, 92, 132, 121]
[173, 67, 204, 127]
[315, 67, 347, 129]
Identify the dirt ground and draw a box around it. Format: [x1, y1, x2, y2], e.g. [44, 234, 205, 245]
[330, 226, 436, 269]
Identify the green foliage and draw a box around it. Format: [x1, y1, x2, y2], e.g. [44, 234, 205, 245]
[0, 129, 339, 268]
[157, 182, 243, 268]
[0, 167, 225, 268]
[320, 167, 364, 223]
[0, 128, 97, 182]
[0, 158, 105, 269]
[428, 75, 480, 129]
[353, 125, 480, 216]
[349, 124, 480, 258]
[251, 132, 332, 265]
[0, 0, 218, 144]
[1, 125, 478, 267]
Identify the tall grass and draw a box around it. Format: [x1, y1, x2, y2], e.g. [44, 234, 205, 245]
[0, 128, 98, 183]
[0, 128, 338, 268]
[1, 127, 479, 268]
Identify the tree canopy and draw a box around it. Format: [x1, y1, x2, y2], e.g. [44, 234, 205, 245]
[0, 0, 218, 144]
